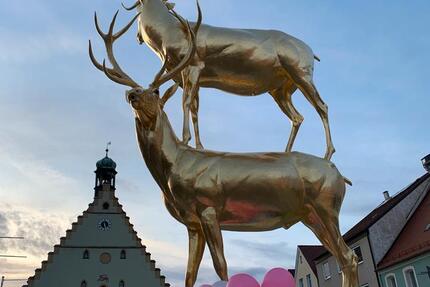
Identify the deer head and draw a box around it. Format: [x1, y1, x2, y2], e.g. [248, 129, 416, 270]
[89, 8, 200, 130]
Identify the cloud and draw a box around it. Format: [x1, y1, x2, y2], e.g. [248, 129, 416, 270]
[0, 137, 84, 210]
[0, 203, 70, 255]
[229, 239, 296, 266]
[0, 27, 85, 64]
[0, 213, 10, 249]
[0, 203, 71, 284]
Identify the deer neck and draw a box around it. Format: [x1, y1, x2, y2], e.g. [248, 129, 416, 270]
[135, 110, 180, 191]
[138, 0, 178, 58]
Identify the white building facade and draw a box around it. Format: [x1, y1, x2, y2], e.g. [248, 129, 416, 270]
[24, 152, 170, 287]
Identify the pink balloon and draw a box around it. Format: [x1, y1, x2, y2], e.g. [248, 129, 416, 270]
[261, 268, 295, 287]
[227, 273, 260, 287]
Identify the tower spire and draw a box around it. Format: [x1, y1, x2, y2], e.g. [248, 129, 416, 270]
[105, 141, 111, 157]
[94, 143, 117, 194]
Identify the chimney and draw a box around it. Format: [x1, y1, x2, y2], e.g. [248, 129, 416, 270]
[422, 154, 430, 172]
[383, 191, 391, 201]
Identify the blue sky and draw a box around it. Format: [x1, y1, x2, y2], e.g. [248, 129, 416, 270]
[0, 0, 429, 286]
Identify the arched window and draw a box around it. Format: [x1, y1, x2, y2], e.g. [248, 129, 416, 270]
[81, 280, 87, 287]
[120, 249, 126, 259]
[83, 250, 89, 259]
[119, 280, 125, 287]
[403, 266, 418, 287]
[385, 274, 398, 287]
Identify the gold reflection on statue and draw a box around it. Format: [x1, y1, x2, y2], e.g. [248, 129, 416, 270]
[89, 4, 358, 287]
[121, 0, 335, 160]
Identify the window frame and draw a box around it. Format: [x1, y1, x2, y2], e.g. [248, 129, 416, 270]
[352, 245, 364, 264]
[403, 266, 419, 287]
[306, 273, 312, 287]
[83, 250, 89, 260]
[120, 249, 126, 259]
[322, 261, 331, 280]
[299, 278, 304, 287]
[385, 273, 398, 287]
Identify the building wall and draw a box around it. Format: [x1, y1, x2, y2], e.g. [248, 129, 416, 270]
[369, 177, 430, 264]
[316, 235, 379, 287]
[295, 248, 319, 287]
[28, 183, 167, 287]
[378, 252, 430, 287]
[31, 247, 163, 287]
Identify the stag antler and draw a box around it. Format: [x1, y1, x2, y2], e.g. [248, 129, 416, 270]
[150, 5, 201, 88]
[90, 4, 201, 91]
[89, 11, 141, 88]
[121, 1, 140, 11]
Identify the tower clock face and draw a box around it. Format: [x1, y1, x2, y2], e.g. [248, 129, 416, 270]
[98, 219, 112, 231]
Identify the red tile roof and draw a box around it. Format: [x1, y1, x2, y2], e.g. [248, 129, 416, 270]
[298, 245, 326, 276]
[377, 187, 430, 270]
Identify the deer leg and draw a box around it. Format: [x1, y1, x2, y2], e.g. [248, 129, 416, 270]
[270, 81, 302, 153]
[181, 66, 202, 147]
[302, 204, 359, 287]
[294, 76, 335, 160]
[190, 89, 203, 149]
[200, 207, 228, 281]
[185, 227, 206, 287]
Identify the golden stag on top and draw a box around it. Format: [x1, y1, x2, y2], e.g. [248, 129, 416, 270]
[121, 0, 336, 160]
[89, 7, 358, 287]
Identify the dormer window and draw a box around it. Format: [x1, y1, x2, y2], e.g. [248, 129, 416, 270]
[120, 250, 126, 259]
[80, 280, 87, 287]
[103, 202, 110, 210]
[119, 280, 125, 287]
[83, 250, 89, 259]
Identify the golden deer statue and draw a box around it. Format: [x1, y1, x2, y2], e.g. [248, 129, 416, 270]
[121, 0, 336, 160]
[89, 8, 358, 287]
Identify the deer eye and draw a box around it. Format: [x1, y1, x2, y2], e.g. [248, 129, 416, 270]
[154, 89, 160, 95]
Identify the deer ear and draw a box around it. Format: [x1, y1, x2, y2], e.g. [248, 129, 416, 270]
[165, 2, 175, 10]
[160, 82, 179, 108]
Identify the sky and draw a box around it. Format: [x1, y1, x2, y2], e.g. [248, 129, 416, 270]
[0, 0, 429, 286]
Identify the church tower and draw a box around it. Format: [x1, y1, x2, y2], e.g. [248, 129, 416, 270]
[24, 150, 170, 287]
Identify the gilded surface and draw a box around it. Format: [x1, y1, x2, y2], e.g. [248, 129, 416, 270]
[89, 4, 358, 287]
[123, 0, 335, 160]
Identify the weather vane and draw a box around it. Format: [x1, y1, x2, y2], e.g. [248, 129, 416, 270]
[105, 141, 111, 157]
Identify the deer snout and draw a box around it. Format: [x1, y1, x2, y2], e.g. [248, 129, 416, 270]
[126, 88, 144, 103]
[127, 93, 137, 103]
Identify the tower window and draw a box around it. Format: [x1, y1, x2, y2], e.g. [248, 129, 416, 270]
[83, 250, 89, 259]
[120, 250, 126, 259]
[81, 281, 87, 287]
[103, 202, 110, 210]
[119, 280, 125, 287]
